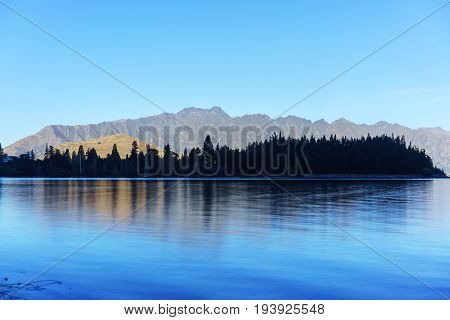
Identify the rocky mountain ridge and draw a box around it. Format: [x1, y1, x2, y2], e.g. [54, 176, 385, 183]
[5, 106, 449, 173]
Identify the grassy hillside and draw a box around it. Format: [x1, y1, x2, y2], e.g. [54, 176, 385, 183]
[55, 134, 164, 158]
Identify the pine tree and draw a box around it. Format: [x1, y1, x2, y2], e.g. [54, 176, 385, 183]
[202, 135, 215, 170]
[128, 141, 139, 176]
[144, 145, 160, 176]
[203, 135, 214, 153]
[77, 145, 85, 160]
[86, 148, 99, 177]
[130, 141, 139, 158]
[0, 143, 5, 162]
[63, 149, 71, 161]
[163, 144, 173, 175]
[108, 144, 121, 176]
[44, 144, 50, 160]
[77, 145, 85, 176]
[111, 143, 120, 160]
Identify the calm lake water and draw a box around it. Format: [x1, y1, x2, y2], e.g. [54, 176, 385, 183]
[1, 178, 450, 299]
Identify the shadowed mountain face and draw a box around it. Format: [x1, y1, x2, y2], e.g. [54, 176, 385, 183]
[5, 106, 450, 173]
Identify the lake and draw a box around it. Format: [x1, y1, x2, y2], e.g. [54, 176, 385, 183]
[1, 178, 449, 299]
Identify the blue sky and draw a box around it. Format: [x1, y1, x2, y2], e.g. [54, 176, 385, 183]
[1, 0, 449, 146]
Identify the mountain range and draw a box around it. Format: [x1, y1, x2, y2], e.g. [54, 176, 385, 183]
[5, 106, 449, 173]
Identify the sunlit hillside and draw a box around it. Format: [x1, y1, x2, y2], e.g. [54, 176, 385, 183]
[54, 134, 164, 158]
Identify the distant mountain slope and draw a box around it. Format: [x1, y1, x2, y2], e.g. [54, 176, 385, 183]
[5, 106, 450, 173]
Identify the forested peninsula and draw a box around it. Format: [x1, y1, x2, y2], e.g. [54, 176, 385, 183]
[0, 134, 445, 178]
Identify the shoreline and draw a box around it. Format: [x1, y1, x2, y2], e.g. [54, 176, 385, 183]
[0, 174, 447, 181]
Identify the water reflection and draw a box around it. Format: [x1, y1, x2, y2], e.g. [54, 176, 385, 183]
[0, 178, 449, 299]
[0, 179, 435, 239]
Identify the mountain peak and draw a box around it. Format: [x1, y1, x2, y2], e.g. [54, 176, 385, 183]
[374, 121, 391, 127]
[332, 118, 351, 124]
[210, 106, 225, 113]
[4, 108, 450, 173]
[176, 106, 229, 116]
[313, 119, 328, 125]
[176, 105, 224, 112]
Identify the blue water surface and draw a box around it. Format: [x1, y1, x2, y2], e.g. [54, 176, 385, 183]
[0, 178, 449, 299]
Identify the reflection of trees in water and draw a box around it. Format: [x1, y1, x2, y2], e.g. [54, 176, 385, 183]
[2, 179, 434, 240]
[291, 181, 434, 234]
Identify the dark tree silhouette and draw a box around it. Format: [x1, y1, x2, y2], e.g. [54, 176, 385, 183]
[0, 143, 5, 162]
[128, 141, 139, 176]
[107, 143, 121, 176]
[0, 134, 446, 177]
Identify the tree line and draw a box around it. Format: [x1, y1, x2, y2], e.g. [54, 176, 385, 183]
[0, 134, 445, 177]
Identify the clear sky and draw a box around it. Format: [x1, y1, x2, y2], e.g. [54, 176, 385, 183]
[1, 0, 449, 146]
